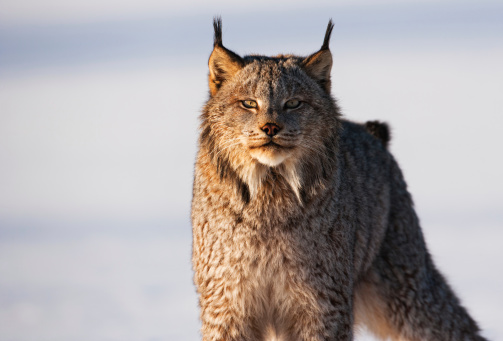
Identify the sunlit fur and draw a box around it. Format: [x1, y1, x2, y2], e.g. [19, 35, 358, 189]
[191, 18, 487, 341]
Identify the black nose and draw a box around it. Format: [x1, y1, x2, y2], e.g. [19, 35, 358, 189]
[261, 123, 281, 137]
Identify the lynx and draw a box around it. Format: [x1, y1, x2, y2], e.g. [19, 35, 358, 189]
[191, 18, 487, 341]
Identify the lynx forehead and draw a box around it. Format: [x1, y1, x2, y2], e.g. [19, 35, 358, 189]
[191, 17, 487, 341]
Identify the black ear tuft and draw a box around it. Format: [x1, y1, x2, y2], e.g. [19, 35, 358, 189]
[208, 17, 244, 96]
[213, 16, 223, 47]
[321, 19, 334, 50]
[301, 21, 334, 94]
[364, 121, 391, 148]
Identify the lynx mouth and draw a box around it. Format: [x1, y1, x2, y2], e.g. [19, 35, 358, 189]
[250, 141, 293, 150]
[249, 141, 294, 167]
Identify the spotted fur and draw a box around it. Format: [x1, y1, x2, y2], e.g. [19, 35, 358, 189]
[191, 18, 487, 341]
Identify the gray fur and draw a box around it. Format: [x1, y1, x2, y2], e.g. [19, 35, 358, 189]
[191, 19, 487, 341]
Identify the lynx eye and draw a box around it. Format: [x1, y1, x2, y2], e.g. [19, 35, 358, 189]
[241, 100, 258, 109]
[285, 99, 301, 109]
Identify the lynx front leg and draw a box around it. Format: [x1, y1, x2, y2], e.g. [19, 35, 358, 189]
[292, 292, 354, 341]
[282, 296, 353, 341]
[288, 263, 355, 341]
[199, 296, 247, 341]
[196, 270, 251, 341]
[250, 278, 354, 341]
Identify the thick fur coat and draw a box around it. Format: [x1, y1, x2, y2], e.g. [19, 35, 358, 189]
[191, 18, 487, 341]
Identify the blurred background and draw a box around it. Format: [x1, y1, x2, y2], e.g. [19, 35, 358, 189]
[0, 0, 502, 340]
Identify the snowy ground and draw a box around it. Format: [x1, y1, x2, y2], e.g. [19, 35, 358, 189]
[0, 220, 500, 341]
[1, 1, 502, 340]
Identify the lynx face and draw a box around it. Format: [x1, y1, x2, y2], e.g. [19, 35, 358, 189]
[213, 58, 334, 168]
[201, 19, 339, 199]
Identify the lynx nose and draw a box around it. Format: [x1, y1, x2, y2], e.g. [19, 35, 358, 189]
[261, 123, 281, 137]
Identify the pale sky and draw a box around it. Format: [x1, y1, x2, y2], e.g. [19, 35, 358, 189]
[1, 0, 499, 24]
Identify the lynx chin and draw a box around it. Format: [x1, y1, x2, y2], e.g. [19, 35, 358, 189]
[191, 18, 488, 341]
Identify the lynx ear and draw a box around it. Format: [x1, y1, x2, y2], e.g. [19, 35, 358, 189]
[302, 20, 334, 93]
[208, 17, 244, 96]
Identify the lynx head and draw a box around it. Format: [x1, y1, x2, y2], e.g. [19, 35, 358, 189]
[200, 18, 341, 202]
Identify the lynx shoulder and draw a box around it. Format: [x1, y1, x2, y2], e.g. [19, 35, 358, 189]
[191, 17, 487, 341]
